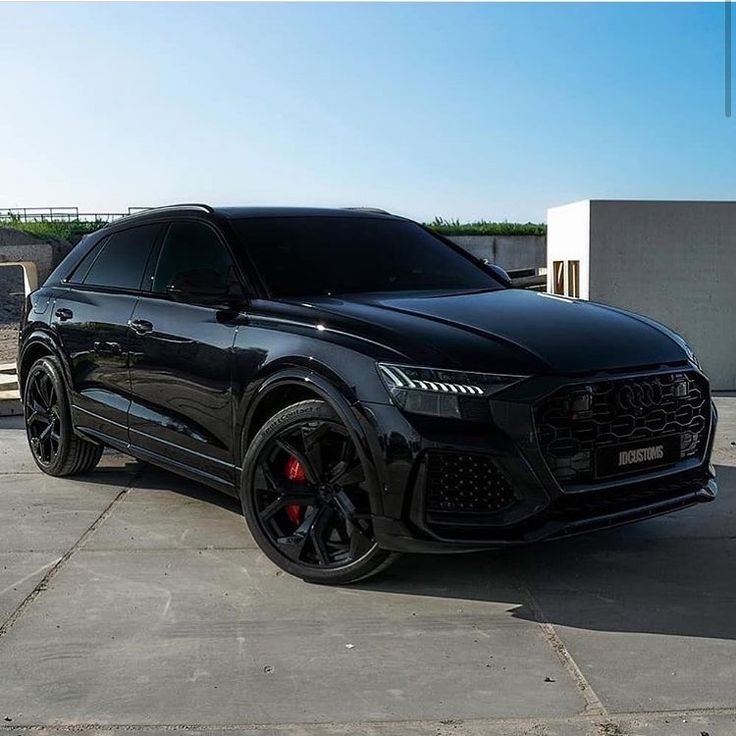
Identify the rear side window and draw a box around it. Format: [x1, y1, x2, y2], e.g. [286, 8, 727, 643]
[152, 222, 238, 296]
[82, 225, 160, 290]
[67, 239, 105, 284]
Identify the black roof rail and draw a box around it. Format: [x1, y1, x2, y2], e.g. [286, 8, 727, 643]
[342, 207, 392, 215]
[104, 203, 214, 227]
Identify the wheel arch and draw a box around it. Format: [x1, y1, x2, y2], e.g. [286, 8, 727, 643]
[18, 329, 71, 397]
[238, 366, 388, 516]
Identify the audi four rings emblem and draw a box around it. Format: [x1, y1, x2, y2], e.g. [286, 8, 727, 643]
[615, 382, 663, 411]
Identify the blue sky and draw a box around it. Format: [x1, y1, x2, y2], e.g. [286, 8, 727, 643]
[0, 2, 732, 221]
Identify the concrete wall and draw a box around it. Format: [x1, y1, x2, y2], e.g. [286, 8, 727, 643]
[448, 235, 546, 272]
[547, 199, 736, 390]
[0, 228, 73, 294]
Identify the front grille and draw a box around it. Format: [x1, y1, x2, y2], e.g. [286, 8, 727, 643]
[425, 451, 517, 515]
[535, 371, 709, 487]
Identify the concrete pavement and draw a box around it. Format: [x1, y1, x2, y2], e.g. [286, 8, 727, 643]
[0, 402, 735, 736]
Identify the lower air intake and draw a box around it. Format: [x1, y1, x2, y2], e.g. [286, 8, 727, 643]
[425, 451, 517, 515]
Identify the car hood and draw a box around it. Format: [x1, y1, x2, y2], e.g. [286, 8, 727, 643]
[303, 289, 689, 374]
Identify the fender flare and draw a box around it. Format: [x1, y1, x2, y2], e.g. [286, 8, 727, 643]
[17, 328, 72, 396]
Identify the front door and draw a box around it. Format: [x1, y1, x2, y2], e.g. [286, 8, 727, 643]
[53, 223, 161, 445]
[127, 220, 242, 489]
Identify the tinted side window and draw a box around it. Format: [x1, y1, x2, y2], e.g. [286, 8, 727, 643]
[83, 225, 159, 290]
[153, 222, 238, 298]
[68, 238, 106, 284]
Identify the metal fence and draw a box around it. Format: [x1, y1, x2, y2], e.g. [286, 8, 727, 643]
[0, 206, 150, 223]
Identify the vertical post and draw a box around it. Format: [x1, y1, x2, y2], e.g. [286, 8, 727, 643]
[21, 262, 39, 295]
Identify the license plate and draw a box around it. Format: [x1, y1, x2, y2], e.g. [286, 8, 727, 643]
[595, 434, 680, 479]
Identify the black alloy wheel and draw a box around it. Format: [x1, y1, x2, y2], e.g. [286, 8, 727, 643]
[23, 356, 103, 476]
[241, 400, 397, 584]
[25, 367, 62, 467]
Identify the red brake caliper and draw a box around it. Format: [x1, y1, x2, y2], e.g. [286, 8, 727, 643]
[284, 456, 306, 525]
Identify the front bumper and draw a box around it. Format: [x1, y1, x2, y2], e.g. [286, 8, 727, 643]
[371, 472, 717, 554]
[358, 366, 718, 554]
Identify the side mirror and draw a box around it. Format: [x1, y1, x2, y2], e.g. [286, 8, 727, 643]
[481, 261, 513, 288]
[166, 269, 231, 307]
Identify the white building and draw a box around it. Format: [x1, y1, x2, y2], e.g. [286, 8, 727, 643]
[547, 200, 736, 390]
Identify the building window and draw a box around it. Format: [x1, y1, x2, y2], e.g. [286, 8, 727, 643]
[552, 261, 565, 295]
[567, 260, 580, 298]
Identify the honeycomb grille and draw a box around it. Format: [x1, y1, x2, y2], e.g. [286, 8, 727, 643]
[425, 451, 517, 514]
[535, 371, 709, 487]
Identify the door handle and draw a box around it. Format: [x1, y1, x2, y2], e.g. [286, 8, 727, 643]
[153, 335, 195, 345]
[55, 307, 73, 322]
[93, 341, 122, 356]
[129, 319, 154, 335]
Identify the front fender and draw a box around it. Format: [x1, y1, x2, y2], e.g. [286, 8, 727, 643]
[236, 366, 390, 518]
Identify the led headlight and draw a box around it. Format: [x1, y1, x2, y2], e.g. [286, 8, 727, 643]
[377, 363, 528, 419]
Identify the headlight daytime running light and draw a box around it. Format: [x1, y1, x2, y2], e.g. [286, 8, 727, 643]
[378, 364, 485, 395]
[377, 363, 528, 418]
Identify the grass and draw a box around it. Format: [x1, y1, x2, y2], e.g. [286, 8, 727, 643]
[0, 214, 107, 241]
[425, 218, 546, 236]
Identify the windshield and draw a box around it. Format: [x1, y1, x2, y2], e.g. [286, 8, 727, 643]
[231, 216, 502, 298]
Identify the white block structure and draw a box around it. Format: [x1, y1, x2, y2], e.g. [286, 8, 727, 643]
[547, 200, 736, 390]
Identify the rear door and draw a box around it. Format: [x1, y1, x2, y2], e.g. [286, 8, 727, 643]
[52, 224, 161, 445]
[127, 220, 243, 489]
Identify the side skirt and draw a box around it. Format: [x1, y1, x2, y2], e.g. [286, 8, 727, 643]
[76, 426, 239, 498]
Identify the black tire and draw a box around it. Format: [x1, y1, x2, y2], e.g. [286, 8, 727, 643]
[241, 399, 398, 584]
[23, 356, 103, 477]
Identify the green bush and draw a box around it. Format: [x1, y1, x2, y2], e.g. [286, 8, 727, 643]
[426, 218, 546, 237]
[1, 212, 546, 241]
[0, 214, 107, 242]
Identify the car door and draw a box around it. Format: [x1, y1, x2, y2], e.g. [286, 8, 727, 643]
[127, 220, 243, 489]
[52, 224, 162, 445]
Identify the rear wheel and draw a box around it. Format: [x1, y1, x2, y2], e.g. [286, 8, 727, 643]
[241, 399, 397, 584]
[23, 356, 103, 476]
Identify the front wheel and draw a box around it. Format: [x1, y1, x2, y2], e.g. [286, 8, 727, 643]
[241, 400, 398, 584]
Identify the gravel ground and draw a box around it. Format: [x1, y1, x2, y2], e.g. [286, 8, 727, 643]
[0, 266, 22, 363]
[0, 325, 18, 364]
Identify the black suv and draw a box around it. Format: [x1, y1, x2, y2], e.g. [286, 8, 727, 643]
[18, 204, 718, 583]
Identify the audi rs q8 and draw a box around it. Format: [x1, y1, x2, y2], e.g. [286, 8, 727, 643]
[18, 204, 718, 583]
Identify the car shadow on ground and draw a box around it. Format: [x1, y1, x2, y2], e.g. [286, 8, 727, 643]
[84, 456, 736, 643]
[355, 464, 736, 642]
[132, 463, 243, 514]
[0, 413, 242, 514]
[131, 456, 736, 643]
